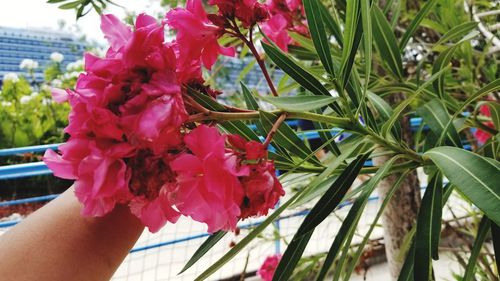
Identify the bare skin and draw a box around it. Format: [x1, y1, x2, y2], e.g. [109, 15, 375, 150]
[0, 186, 144, 281]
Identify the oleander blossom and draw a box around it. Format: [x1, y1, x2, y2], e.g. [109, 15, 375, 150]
[209, 0, 269, 28]
[166, 0, 236, 78]
[43, 13, 188, 231]
[42, 10, 285, 234]
[261, 0, 308, 52]
[258, 254, 282, 281]
[227, 135, 284, 219]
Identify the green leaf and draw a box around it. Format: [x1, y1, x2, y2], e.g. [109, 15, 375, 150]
[260, 111, 321, 165]
[256, 95, 337, 112]
[189, 89, 261, 142]
[399, 0, 438, 50]
[434, 22, 478, 47]
[303, 0, 335, 76]
[424, 147, 500, 225]
[416, 99, 462, 148]
[318, 2, 343, 47]
[262, 42, 342, 115]
[371, 5, 403, 79]
[340, 0, 363, 87]
[292, 141, 370, 207]
[58, 0, 81, 9]
[398, 241, 416, 281]
[368, 91, 401, 138]
[194, 188, 304, 280]
[343, 171, 411, 281]
[487, 101, 500, 130]
[237, 60, 256, 83]
[316, 155, 403, 280]
[413, 172, 443, 281]
[381, 67, 449, 138]
[437, 78, 500, 145]
[432, 45, 458, 99]
[294, 152, 372, 237]
[272, 231, 314, 281]
[463, 216, 491, 281]
[360, 0, 372, 96]
[312, 115, 341, 156]
[179, 231, 226, 274]
[491, 222, 500, 272]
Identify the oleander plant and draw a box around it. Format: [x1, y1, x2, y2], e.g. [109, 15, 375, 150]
[46, 0, 499, 280]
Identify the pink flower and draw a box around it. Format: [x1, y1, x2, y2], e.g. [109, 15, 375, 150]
[74, 153, 132, 217]
[209, 0, 269, 28]
[44, 139, 134, 217]
[170, 125, 248, 233]
[260, 14, 292, 52]
[227, 136, 284, 219]
[127, 152, 181, 232]
[166, 0, 235, 73]
[258, 254, 282, 281]
[44, 13, 187, 223]
[50, 88, 70, 103]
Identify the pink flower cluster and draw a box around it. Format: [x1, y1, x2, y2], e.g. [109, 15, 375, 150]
[258, 254, 282, 281]
[44, 7, 284, 233]
[261, 0, 308, 52]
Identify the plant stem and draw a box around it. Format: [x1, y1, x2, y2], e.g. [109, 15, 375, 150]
[187, 110, 352, 128]
[263, 113, 288, 148]
[230, 22, 279, 97]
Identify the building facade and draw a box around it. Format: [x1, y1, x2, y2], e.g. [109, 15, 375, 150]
[0, 26, 85, 83]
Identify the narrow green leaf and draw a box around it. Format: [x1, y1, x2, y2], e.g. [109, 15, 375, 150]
[416, 99, 462, 148]
[371, 5, 403, 79]
[303, 0, 335, 76]
[189, 89, 261, 142]
[398, 241, 416, 281]
[434, 22, 478, 47]
[237, 60, 256, 83]
[368, 91, 401, 138]
[260, 111, 321, 165]
[193, 187, 304, 280]
[381, 67, 449, 138]
[432, 45, 458, 99]
[312, 116, 341, 156]
[193, 144, 369, 280]
[414, 172, 443, 281]
[424, 147, 500, 225]
[288, 32, 316, 52]
[180, 231, 226, 274]
[437, 78, 500, 145]
[487, 101, 500, 130]
[272, 231, 314, 281]
[293, 141, 370, 207]
[491, 222, 500, 272]
[463, 216, 491, 281]
[318, 1, 343, 47]
[257, 95, 337, 112]
[58, 0, 81, 9]
[262, 42, 342, 115]
[294, 152, 372, 237]
[360, 0, 372, 97]
[340, 0, 363, 87]
[241, 82, 259, 110]
[399, 0, 438, 50]
[316, 155, 403, 280]
[344, 171, 411, 281]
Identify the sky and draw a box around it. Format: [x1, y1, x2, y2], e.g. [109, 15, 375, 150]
[0, 0, 165, 43]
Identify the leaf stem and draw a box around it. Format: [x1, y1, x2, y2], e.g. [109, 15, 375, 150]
[263, 113, 288, 148]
